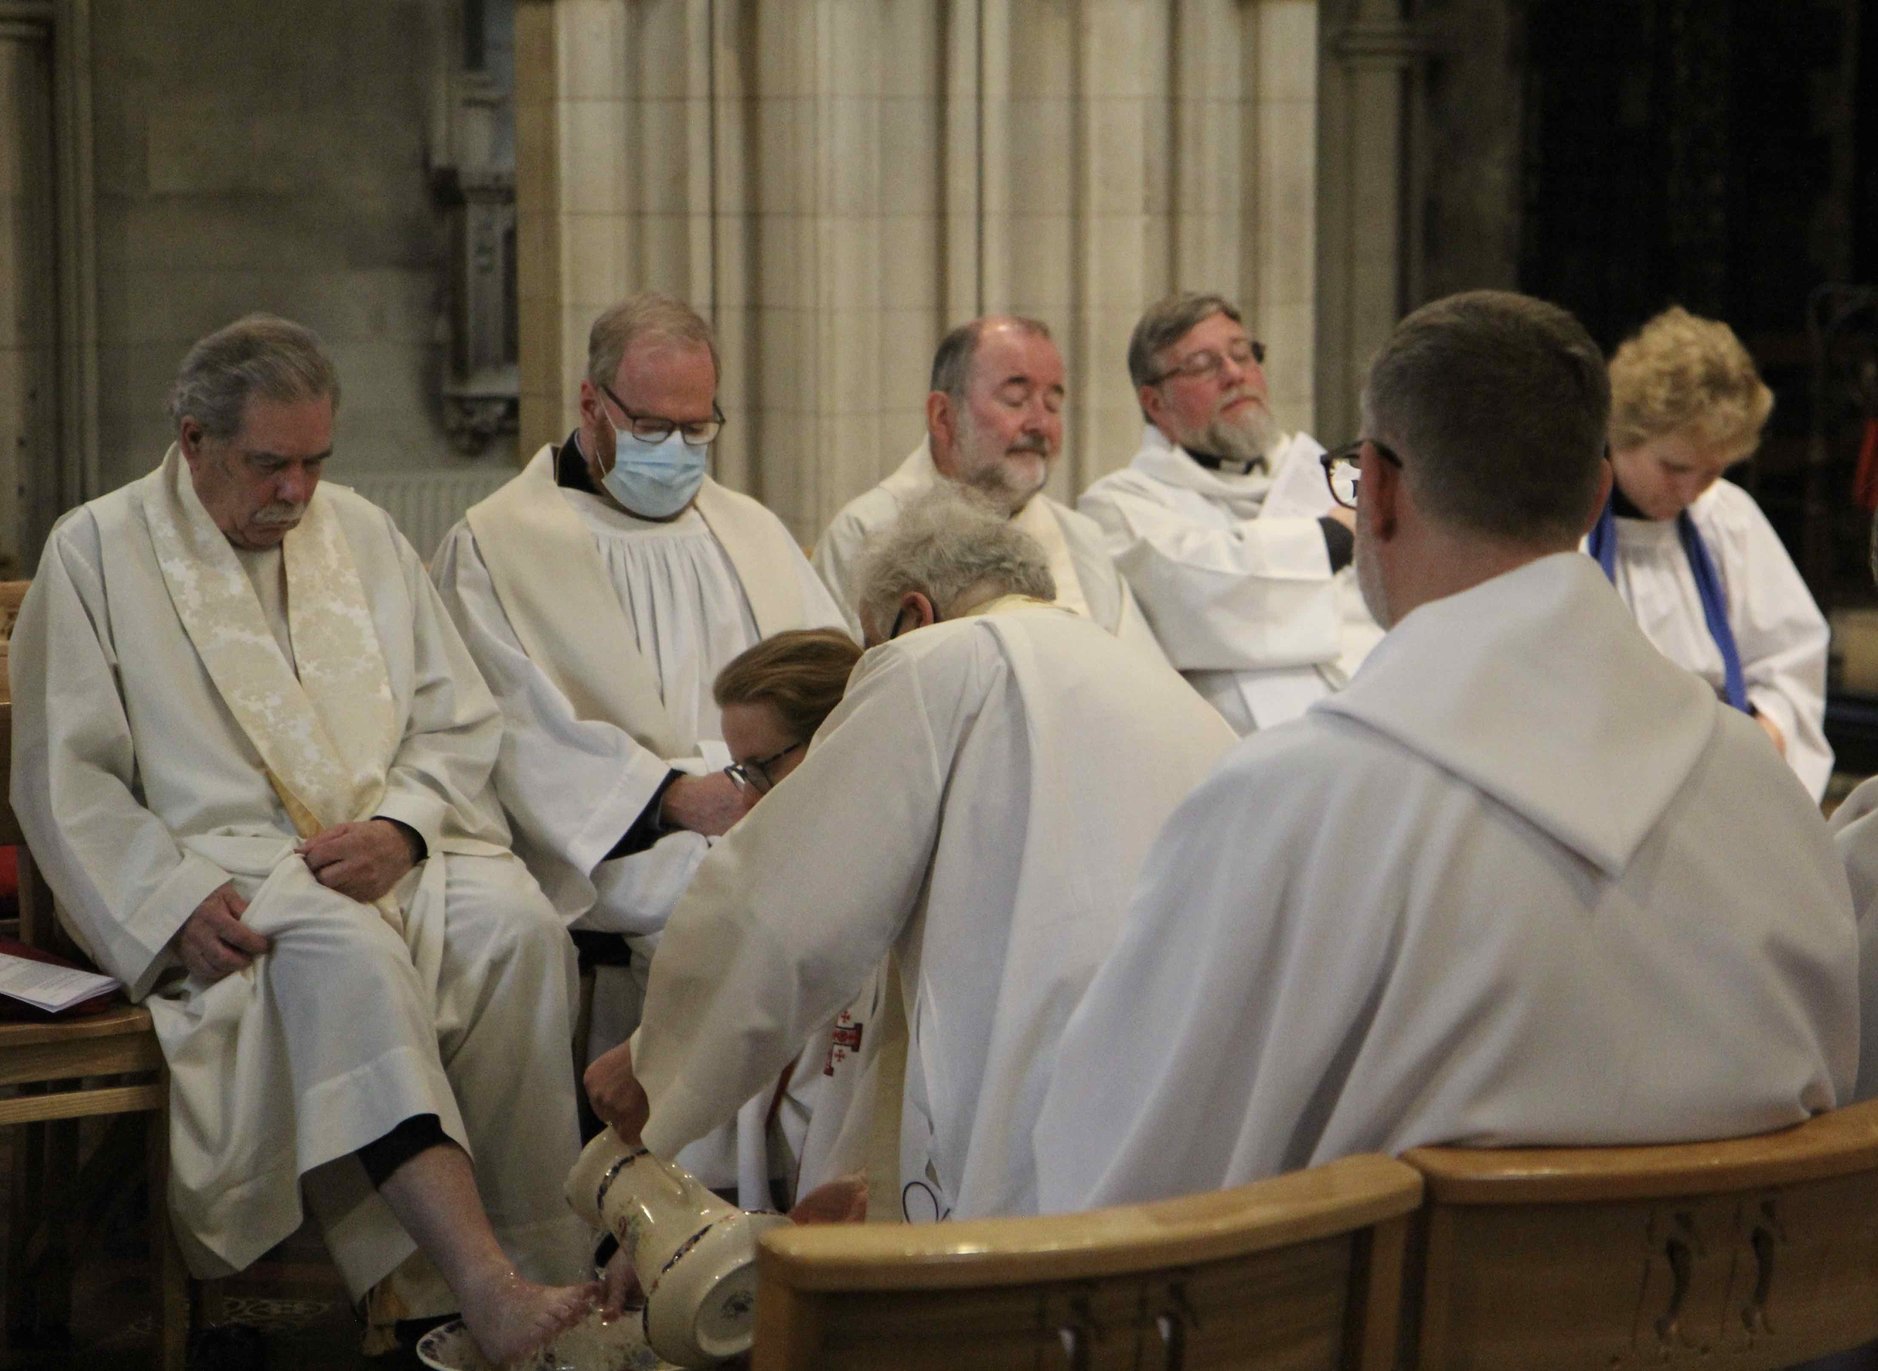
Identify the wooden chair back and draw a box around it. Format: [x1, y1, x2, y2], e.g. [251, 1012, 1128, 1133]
[751, 1153, 1423, 1371]
[0, 584, 191, 1369]
[1402, 1099, 1878, 1370]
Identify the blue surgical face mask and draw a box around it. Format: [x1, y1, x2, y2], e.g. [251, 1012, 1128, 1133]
[601, 427, 708, 519]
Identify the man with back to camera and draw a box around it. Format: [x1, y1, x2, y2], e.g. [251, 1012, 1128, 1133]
[586, 486, 1234, 1224]
[812, 314, 1167, 665]
[1079, 291, 1380, 733]
[430, 291, 844, 1208]
[1035, 290, 1858, 1210]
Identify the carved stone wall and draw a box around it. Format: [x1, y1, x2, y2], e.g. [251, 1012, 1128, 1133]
[86, 0, 493, 496]
[516, 0, 1323, 543]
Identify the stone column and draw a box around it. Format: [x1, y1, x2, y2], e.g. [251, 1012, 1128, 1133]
[1315, 0, 1423, 443]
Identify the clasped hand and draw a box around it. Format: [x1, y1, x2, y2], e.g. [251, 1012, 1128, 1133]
[175, 820, 418, 985]
[297, 818, 419, 904]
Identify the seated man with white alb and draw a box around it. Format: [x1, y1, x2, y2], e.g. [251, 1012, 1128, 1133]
[431, 292, 844, 1209]
[1079, 292, 1380, 733]
[812, 314, 1165, 664]
[587, 487, 1233, 1221]
[1036, 291, 1857, 1212]
[9, 316, 594, 1364]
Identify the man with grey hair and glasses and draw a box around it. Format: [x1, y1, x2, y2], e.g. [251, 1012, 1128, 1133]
[10, 315, 599, 1363]
[1080, 291, 1379, 733]
[431, 291, 842, 1208]
[585, 485, 1231, 1222]
[1038, 290, 1855, 1210]
[812, 314, 1164, 664]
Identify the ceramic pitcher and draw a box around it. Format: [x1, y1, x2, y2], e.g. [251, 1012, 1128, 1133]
[565, 1130, 786, 1367]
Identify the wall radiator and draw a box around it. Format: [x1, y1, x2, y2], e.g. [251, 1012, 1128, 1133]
[343, 468, 515, 564]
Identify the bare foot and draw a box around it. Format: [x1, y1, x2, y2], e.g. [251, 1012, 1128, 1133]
[460, 1268, 599, 1368]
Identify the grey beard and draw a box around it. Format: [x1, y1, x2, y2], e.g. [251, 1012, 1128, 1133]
[1195, 405, 1276, 466]
[960, 458, 1045, 515]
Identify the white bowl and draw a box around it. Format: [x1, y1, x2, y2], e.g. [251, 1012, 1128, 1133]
[415, 1310, 678, 1371]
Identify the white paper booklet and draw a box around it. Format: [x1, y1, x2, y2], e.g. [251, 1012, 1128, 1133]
[0, 950, 120, 1013]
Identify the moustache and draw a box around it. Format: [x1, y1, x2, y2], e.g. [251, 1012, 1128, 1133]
[1005, 436, 1051, 457]
[253, 505, 305, 528]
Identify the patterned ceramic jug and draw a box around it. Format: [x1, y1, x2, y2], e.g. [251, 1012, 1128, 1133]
[565, 1130, 787, 1367]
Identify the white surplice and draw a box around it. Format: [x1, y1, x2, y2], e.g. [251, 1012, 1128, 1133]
[1829, 783, 1878, 1101]
[811, 440, 1167, 665]
[1035, 553, 1857, 1212]
[431, 442, 844, 1203]
[1595, 479, 1832, 798]
[9, 456, 586, 1295]
[634, 602, 1235, 1220]
[1078, 426, 1381, 733]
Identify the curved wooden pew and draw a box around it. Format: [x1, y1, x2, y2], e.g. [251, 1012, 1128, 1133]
[752, 1152, 1424, 1371]
[1403, 1099, 1878, 1369]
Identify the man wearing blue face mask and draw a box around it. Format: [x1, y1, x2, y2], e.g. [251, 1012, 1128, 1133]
[432, 292, 846, 1207]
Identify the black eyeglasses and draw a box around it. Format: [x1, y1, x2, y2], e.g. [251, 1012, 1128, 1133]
[1320, 439, 1404, 509]
[1147, 338, 1267, 386]
[724, 739, 806, 795]
[599, 382, 726, 447]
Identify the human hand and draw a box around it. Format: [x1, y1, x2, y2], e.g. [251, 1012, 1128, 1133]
[176, 882, 269, 983]
[658, 772, 754, 837]
[788, 1175, 869, 1224]
[583, 1042, 650, 1143]
[1754, 709, 1787, 758]
[297, 819, 419, 903]
[599, 1246, 643, 1320]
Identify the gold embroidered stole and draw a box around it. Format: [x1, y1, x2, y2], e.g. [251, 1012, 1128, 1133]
[142, 447, 400, 908]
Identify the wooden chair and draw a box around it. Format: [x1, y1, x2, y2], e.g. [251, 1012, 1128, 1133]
[0, 601, 192, 1370]
[751, 1152, 1424, 1371]
[1402, 1098, 1878, 1370]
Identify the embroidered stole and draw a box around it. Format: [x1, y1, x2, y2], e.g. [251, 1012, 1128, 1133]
[141, 446, 402, 916]
[465, 446, 806, 759]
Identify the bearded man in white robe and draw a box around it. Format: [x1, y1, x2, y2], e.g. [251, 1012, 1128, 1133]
[1035, 290, 1858, 1212]
[1079, 292, 1380, 734]
[9, 316, 596, 1363]
[430, 292, 843, 1207]
[812, 315, 1164, 665]
[585, 488, 1233, 1224]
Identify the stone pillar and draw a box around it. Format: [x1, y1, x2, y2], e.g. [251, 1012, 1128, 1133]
[515, 0, 1323, 543]
[1315, 0, 1423, 443]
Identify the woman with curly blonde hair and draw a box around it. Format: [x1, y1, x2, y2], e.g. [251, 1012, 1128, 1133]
[1588, 306, 1831, 797]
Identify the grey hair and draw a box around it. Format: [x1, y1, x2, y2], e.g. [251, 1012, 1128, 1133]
[1361, 290, 1609, 546]
[587, 292, 720, 389]
[1127, 292, 1244, 391]
[167, 314, 340, 441]
[929, 315, 1054, 404]
[853, 487, 1057, 640]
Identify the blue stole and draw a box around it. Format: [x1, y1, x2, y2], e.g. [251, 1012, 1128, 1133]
[1589, 497, 1749, 713]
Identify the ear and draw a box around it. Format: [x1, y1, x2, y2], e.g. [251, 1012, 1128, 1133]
[177, 417, 205, 464]
[1581, 456, 1615, 539]
[901, 590, 938, 631]
[579, 378, 606, 431]
[1364, 441, 1403, 539]
[1138, 383, 1171, 436]
[927, 392, 958, 475]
